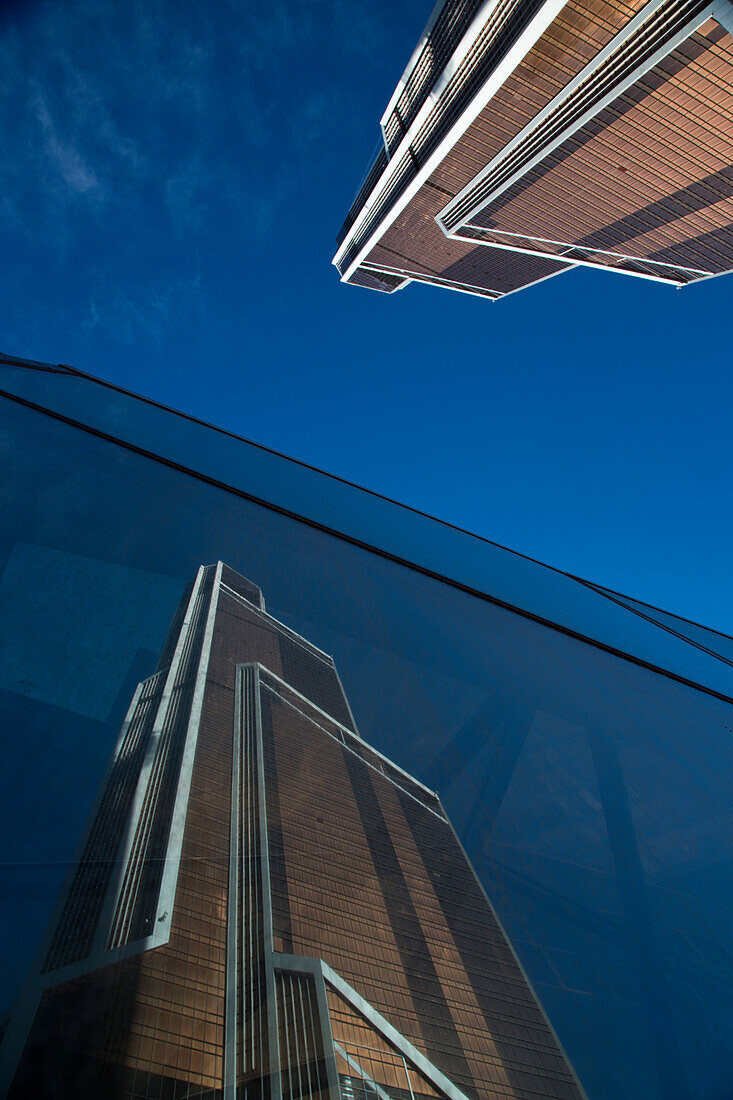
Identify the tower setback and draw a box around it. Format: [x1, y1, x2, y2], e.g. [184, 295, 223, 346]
[334, 0, 733, 299]
[0, 563, 583, 1100]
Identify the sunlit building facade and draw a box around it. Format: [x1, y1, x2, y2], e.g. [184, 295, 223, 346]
[0, 352, 732, 1099]
[334, 0, 733, 299]
[0, 562, 583, 1100]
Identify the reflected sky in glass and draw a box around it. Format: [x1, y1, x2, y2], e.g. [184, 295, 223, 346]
[1, 379, 732, 1099]
[3, 360, 732, 700]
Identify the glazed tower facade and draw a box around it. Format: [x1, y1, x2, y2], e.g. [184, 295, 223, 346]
[334, 0, 733, 300]
[0, 562, 583, 1100]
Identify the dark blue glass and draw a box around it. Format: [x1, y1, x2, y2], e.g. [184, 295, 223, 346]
[1, 363, 731, 1099]
[2, 356, 731, 698]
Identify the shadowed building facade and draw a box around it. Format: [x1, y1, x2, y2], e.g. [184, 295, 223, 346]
[0, 563, 584, 1100]
[334, 0, 733, 299]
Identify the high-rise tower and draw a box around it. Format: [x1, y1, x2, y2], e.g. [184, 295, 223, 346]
[334, 0, 733, 299]
[0, 563, 583, 1100]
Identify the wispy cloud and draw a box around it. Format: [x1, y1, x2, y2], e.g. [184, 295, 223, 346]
[83, 270, 203, 347]
[33, 91, 104, 198]
[0, 0, 391, 230]
[0, 0, 395, 350]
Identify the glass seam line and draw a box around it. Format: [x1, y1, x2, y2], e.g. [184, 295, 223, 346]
[2, 383, 731, 708]
[0, 350, 695, 614]
[5, 351, 732, 649]
[572, 575, 733, 646]
[571, 576, 733, 669]
[2, 352, 563, 567]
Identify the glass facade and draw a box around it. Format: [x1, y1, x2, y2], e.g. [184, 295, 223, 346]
[0, 562, 582, 1099]
[0, 357, 732, 1098]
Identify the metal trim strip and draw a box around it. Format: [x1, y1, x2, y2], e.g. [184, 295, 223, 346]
[438, 0, 717, 234]
[2, 385, 731, 706]
[333, 0, 569, 278]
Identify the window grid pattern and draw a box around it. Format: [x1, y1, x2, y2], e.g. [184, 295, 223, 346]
[441, 0, 711, 229]
[328, 986, 442, 1100]
[382, 0, 486, 154]
[335, 0, 544, 277]
[340, 0, 733, 295]
[430, 0, 655, 195]
[110, 567, 216, 948]
[470, 21, 733, 274]
[259, 671, 442, 822]
[261, 682, 582, 1099]
[10, 575, 233, 1098]
[275, 970, 330, 1100]
[43, 669, 166, 972]
[239, 664, 270, 1099]
[338, 0, 648, 282]
[218, 586, 355, 734]
[6, 568, 582, 1100]
[367, 0, 654, 293]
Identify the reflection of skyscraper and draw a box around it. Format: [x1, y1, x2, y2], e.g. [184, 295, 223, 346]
[334, 0, 733, 299]
[0, 563, 584, 1100]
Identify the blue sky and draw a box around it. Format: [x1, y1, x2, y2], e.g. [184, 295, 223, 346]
[1, 0, 732, 633]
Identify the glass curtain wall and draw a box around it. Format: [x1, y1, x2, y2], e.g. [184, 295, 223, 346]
[0, 358, 731, 1099]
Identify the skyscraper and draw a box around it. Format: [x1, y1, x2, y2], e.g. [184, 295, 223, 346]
[0, 562, 584, 1100]
[334, 0, 733, 299]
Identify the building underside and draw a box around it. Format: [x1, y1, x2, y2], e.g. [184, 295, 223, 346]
[334, 0, 733, 299]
